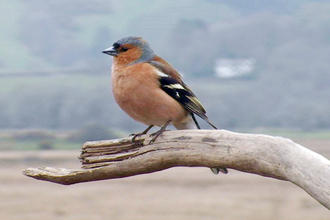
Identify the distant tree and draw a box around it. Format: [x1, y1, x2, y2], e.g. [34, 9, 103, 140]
[66, 123, 119, 143]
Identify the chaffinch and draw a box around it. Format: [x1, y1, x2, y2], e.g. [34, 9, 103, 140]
[103, 36, 227, 174]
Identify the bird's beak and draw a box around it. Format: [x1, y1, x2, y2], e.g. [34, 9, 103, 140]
[102, 46, 118, 56]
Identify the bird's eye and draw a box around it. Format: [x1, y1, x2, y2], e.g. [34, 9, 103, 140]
[113, 43, 120, 49]
[121, 47, 129, 52]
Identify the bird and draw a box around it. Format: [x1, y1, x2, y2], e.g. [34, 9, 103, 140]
[102, 36, 227, 175]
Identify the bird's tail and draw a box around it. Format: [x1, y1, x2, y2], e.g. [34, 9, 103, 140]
[174, 114, 228, 175]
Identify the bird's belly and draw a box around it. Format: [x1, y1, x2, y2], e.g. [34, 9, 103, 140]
[113, 78, 187, 127]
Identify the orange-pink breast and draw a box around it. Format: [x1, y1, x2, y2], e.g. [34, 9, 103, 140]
[111, 63, 188, 127]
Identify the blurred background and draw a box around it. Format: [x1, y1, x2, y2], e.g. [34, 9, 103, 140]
[1, 0, 330, 219]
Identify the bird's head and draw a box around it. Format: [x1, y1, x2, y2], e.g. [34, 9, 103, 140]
[103, 36, 155, 65]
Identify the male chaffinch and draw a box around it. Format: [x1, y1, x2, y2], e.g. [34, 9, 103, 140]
[103, 36, 227, 174]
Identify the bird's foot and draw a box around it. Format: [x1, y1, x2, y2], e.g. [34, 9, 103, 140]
[210, 167, 228, 175]
[130, 132, 144, 142]
[148, 120, 171, 144]
[130, 125, 154, 143]
[149, 130, 162, 144]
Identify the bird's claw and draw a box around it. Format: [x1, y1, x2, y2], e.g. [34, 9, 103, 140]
[148, 130, 166, 144]
[131, 133, 144, 142]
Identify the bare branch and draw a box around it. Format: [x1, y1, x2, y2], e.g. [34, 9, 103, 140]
[22, 130, 330, 210]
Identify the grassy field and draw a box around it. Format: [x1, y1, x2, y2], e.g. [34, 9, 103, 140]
[1, 128, 330, 151]
[0, 138, 329, 220]
[0, 139, 81, 151]
[0, 130, 82, 151]
[247, 128, 330, 140]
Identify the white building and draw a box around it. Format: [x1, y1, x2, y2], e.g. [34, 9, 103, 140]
[214, 58, 256, 79]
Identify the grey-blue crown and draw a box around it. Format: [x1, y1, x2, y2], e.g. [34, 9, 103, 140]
[114, 36, 156, 64]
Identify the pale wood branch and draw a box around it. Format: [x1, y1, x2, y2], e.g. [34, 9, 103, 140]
[22, 130, 330, 210]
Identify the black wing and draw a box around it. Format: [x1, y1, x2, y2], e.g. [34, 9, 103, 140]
[159, 76, 217, 129]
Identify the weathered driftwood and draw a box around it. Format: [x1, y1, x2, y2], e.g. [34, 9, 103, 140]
[22, 130, 330, 210]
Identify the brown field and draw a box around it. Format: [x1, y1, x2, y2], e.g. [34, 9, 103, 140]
[0, 139, 329, 220]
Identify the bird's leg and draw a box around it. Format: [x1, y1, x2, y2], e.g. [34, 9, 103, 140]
[131, 125, 154, 142]
[149, 120, 171, 144]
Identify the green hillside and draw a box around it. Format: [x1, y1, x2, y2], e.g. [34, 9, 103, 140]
[1, 1, 330, 132]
